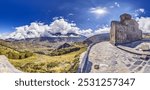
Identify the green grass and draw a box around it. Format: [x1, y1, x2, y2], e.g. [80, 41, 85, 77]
[0, 41, 87, 73]
[0, 45, 33, 59]
[9, 45, 87, 73]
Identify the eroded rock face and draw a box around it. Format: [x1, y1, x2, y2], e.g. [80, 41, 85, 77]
[110, 13, 142, 45]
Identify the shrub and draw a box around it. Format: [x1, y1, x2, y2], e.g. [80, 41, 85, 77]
[47, 62, 59, 68]
[8, 52, 13, 59]
[19, 53, 26, 59]
[12, 53, 20, 59]
[25, 51, 33, 58]
[0, 46, 33, 59]
[69, 58, 80, 73]
[49, 47, 80, 56]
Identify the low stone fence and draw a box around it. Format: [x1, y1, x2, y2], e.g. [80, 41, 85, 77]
[117, 45, 150, 56]
[77, 43, 95, 73]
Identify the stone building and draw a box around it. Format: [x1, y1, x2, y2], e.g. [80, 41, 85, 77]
[110, 13, 142, 45]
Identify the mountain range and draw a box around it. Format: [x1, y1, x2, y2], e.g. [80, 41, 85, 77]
[5, 31, 87, 42]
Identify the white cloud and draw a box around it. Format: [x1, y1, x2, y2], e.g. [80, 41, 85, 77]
[136, 17, 150, 33]
[82, 16, 150, 36]
[68, 13, 74, 16]
[89, 7, 108, 17]
[134, 8, 145, 17]
[7, 22, 49, 39]
[93, 26, 110, 36]
[0, 33, 10, 39]
[139, 8, 145, 13]
[3, 15, 150, 40]
[114, 2, 120, 7]
[110, 6, 114, 8]
[5, 18, 82, 39]
[110, 2, 120, 8]
[79, 26, 110, 37]
[136, 8, 145, 13]
[44, 18, 81, 37]
[2, 17, 111, 40]
[79, 29, 94, 37]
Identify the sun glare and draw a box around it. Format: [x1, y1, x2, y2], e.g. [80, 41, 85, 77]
[90, 7, 108, 16]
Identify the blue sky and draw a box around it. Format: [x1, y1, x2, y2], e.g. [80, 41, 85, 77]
[0, 0, 149, 33]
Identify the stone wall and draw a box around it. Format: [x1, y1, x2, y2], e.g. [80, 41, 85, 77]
[110, 13, 142, 45]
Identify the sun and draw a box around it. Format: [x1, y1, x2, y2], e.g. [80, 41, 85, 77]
[89, 7, 108, 16]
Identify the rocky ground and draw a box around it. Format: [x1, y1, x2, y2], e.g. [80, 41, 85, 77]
[0, 55, 21, 73]
[88, 41, 150, 73]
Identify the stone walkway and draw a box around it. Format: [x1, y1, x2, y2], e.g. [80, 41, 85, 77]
[88, 41, 150, 73]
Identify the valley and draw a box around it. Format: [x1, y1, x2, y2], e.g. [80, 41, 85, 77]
[0, 39, 87, 73]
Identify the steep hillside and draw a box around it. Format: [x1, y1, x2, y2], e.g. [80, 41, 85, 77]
[0, 42, 33, 59]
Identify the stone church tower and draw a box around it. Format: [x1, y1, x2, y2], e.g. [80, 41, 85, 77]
[110, 13, 142, 45]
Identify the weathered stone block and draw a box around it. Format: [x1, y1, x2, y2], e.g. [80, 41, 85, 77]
[110, 13, 142, 45]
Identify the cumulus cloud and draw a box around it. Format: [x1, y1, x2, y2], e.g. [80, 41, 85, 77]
[136, 17, 150, 33]
[3, 15, 150, 40]
[90, 17, 150, 35]
[7, 22, 49, 39]
[94, 26, 110, 35]
[83, 17, 150, 36]
[48, 18, 80, 35]
[79, 29, 94, 37]
[4, 17, 111, 40]
[2, 18, 106, 39]
[6, 18, 82, 39]
[79, 26, 110, 37]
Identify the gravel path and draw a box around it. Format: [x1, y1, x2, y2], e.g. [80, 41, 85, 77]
[0, 55, 22, 73]
[88, 41, 150, 73]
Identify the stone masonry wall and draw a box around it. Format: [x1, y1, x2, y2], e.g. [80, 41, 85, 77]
[110, 13, 142, 45]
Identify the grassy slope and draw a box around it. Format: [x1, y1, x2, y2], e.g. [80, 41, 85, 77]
[9, 46, 87, 73]
[0, 45, 20, 56]
[0, 40, 87, 73]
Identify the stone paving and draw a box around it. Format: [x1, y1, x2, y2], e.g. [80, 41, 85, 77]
[88, 41, 150, 73]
